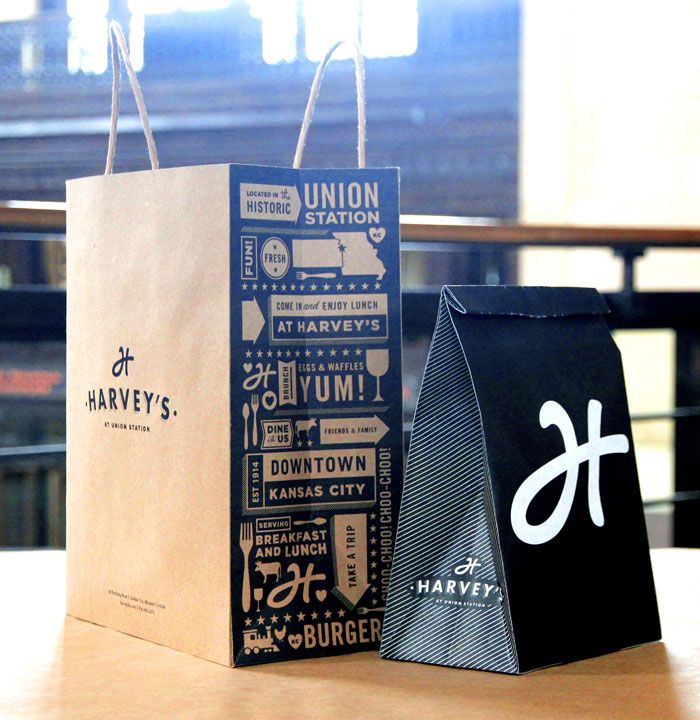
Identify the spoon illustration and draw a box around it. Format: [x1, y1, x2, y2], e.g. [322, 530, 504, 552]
[242, 402, 250, 450]
[293, 518, 328, 527]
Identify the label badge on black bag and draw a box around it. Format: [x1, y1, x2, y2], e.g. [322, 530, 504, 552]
[410, 558, 502, 609]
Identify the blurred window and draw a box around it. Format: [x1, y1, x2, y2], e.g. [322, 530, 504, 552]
[302, 0, 419, 62]
[128, 0, 230, 12]
[360, 0, 418, 59]
[248, 0, 297, 64]
[67, 0, 418, 73]
[0, 1, 38, 23]
[67, 0, 109, 74]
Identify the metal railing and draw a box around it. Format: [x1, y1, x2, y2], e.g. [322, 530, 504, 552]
[1, 203, 699, 547]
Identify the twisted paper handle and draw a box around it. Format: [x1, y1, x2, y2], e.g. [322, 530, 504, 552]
[293, 40, 366, 169]
[105, 20, 159, 175]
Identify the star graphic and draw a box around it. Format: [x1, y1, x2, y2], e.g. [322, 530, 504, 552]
[370, 537, 377, 545]
[297, 612, 306, 622]
[281, 284, 287, 291]
[242, 283, 248, 290]
[286, 350, 292, 357]
[323, 283, 330, 291]
[290, 284, 296, 291]
[338, 242, 347, 253]
[257, 616, 265, 625]
[244, 617, 253, 627]
[306, 439, 313, 447]
[371, 561, 377, 568]
[305, 350, 312, 358]
[349, 283, 356, 290]
[374, 282, 381, 289]
[317, 349, 325, 357]
[267, 350, 273, 358]
[277, 351, 282, 357]
[362, 283, 369, 290]
[355, 349, 362, 356]
[299, 284, 305, 291]
[329, 349, 337, 356]
[370, 513, 377, 520]
[338, 609, 346, 618]
[336, 283, 343, 290]
[295, 350, 301, 357]
[324, 610, 332, 619]
[342, 348, 349, 357]
[371, 586, 377, 594]
[271, 283, 278, 291]
[297, 440, 303, 448]
[252, 283, 258, 290]
[245, 351, 252, 358]
[371, 573, 377, 581]
[371, 550, 377, 557]
[370, 525, 376, 532]
[284, 613, 292, 623]
[311, 611, 318, 620]
[270, 614, 279, 624]
[262, 283, 268, 290]
[310, 283, 317, 291]
[371, 598, 378, 606]
[257, 350, 263, 358]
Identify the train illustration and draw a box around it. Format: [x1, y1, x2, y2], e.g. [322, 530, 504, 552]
[243, 626, 280, 655]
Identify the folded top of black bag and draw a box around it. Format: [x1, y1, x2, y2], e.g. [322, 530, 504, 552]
[443, 285, 610, 318]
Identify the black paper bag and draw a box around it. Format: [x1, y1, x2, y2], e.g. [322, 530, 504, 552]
[380, 285, 661, 673]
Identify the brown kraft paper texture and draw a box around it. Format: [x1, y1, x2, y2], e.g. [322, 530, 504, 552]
[67, 165, 232, 665]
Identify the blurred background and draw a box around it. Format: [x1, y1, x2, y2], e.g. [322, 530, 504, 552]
[0, 0, 698, 549]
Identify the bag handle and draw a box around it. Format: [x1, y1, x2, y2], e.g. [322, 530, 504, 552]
[293, 40, 366, 169]
[105, 20, 159, 175]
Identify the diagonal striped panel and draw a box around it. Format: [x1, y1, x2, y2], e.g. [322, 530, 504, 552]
[380, 293, 517, 672]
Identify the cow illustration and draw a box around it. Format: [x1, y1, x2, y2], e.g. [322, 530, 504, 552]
[255, 560, 282, 582]
[295, 418, 317, 440]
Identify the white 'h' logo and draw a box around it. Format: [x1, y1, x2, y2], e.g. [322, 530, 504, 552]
[510, 400, 630, 546]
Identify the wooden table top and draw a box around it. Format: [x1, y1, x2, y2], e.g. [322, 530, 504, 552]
[0, 548, 698, 719]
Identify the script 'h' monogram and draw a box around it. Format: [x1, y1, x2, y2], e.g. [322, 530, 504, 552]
[111, 346, 134, 378]
[510, 399, 629, 546]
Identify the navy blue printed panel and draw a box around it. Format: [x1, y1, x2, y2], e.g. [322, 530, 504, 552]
[380, 295, 517, 673]
[230, 165, 403, 665]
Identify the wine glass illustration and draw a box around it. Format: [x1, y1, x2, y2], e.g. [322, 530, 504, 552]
[366, 349, 389, 402]
[254, 587, 264, 613]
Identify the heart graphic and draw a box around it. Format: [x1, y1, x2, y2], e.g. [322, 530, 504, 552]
[288, 633, 303, 650]
[369, 227, 386, 243]
[315, 589, 327, 602]
[243, 363, 253, 373]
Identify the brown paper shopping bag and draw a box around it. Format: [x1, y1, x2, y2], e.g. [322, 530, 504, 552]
[67, 24, 403, 665]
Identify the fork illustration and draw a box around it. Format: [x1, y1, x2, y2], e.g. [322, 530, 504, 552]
[239, 522, 254, 613]
[356, 606, 385, 614]
[250, 394, 259, 447]
[295, 271, 336, 280]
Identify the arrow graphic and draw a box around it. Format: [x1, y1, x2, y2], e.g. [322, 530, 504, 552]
[242, 297, 265, 343]
[331, 513, 370, 610]
[239, 183, 301, 222]
[320, 416, 389, 445]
